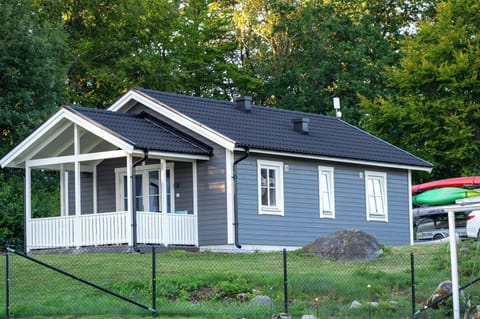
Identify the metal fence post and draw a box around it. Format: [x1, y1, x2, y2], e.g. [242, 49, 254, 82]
[283, 248, 288, 314]
[152, 245, 157, 317]
[411, 252, 416, 318]
[6, 247, 11, 319]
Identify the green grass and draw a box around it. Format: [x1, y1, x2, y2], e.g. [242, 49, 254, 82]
[1, 241, 480, 318]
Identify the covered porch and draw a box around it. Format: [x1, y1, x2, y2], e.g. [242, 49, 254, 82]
[1, 106, 212, 252]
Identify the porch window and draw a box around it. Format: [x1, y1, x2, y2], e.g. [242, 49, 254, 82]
[257, 160, 284, 215]
[117, 163, 174, 213]
[318, 166, 335, 219]
[365, 171, 388, 222]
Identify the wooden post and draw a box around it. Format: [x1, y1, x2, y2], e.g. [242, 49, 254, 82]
[25, 162, 32, 253]
[74, 124, 82, 248]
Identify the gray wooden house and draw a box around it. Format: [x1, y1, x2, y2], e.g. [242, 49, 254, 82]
[0, 88, 432, 251]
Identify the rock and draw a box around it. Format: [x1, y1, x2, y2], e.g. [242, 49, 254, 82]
[350, 300, 362, 308]
[303, 230, 383, 261]
[272, 313, 290, 319]
[251, 295, 273, 306]
[367, 301, 379, 307]
[426, 281, 452, 309]
[301, 315, 319, 319]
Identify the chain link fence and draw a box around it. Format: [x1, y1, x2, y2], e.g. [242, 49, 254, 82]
[2, 241, 480, 318]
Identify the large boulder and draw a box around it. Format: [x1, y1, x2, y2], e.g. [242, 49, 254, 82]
[303, 230, 383, 261]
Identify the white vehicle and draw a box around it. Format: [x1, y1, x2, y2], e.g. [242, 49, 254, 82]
[466, 210, 480, 238]
[415, 211, 468, 240]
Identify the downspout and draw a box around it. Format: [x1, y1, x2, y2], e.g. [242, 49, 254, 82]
[233, 147, 249, 249]
[132, 150, 148, 252]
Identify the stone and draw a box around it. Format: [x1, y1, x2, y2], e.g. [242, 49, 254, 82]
[301, 315, 319, 319]
[251, 295, 273, 306]
[350, 300, 362, 308]
[426, 281, 452, 309]
[367, 301, 379, 307]
[303, 230, 383, 261]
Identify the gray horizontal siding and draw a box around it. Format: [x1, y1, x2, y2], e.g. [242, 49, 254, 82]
[237, 155, 411, 247]
[67, 172, 94, 215]
[97, 157, 126, 213]
[196, 147, 228, 246]
[174, 161, 194, 214]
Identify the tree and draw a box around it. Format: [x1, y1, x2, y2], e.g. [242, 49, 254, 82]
[0, 0, 68, 248]
[36, 0, 260, 107]
[360, 0, 480, 182]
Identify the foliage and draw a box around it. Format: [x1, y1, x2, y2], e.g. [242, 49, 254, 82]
[0, 0, 67, 249]
[360, 0, 480, 182]
[35, 0, 260, 107]
[246, 0, 434, 124]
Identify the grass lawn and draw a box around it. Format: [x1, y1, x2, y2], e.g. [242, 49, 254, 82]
[1, 241, 480, 318]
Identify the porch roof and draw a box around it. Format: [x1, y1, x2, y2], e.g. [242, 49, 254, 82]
[67, 106, 213, 156]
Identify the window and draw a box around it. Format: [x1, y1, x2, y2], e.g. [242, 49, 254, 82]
[117, 163, 174, 213]
[257, 160, 284, 215]
[365, 171, 388, 221]
[318, 166, 335, 218]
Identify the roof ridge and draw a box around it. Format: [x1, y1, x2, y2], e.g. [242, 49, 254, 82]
[135, 87, 335, 120]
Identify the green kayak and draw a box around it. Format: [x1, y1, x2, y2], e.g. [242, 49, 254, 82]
[412, 187, 480, 206]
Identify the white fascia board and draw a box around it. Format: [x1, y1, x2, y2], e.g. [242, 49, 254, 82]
[243, 148, 433, 172]
[27, 150, 129, 167]
[0, 109, 68, 168]
[109, 89, 236, 151]
[146, 150, 210, 161]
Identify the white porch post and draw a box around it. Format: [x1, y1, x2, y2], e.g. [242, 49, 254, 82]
[126, 154, 133, 246]
[74, 124, 82, 248]
[161, 159, 167, 212]
[25, 162, 32, 252]
[93, 165, 97, 214]
[60, 164, 66, 216]
[161, 159, 168, 244]
[193, 160, 199, 246]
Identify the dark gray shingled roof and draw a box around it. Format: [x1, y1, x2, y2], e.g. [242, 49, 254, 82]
[66, 105, 212, 156]
[135, 88, 432, 169]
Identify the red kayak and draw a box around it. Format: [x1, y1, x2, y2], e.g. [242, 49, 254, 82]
[412, 176, 480, 193]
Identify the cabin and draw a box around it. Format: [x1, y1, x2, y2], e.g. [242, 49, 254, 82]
[0, 88, 433, 252]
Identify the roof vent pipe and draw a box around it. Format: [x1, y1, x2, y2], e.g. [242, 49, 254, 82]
[235, 96, 252, 113]
[292, 118, 310, 134]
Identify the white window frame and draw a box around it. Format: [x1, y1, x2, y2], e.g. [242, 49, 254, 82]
[318, 166, 335, 219]
[115, 163, 175, 213]
[365, 171, 388, 222]
[257, 160, 284, 216]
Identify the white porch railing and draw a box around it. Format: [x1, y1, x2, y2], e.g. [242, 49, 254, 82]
[28, 212, 198, 250]
[137, 212, 198, 246]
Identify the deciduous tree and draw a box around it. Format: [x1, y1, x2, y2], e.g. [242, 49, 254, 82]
[360, 0, 480, 181]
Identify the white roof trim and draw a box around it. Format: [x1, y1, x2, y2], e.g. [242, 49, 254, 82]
[242, 148, 433, 172]
[146, 150, 210, 161]
[27, 150, 129, 167]
[108, 89, 236, 151]
[0, 108, 135, 168]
